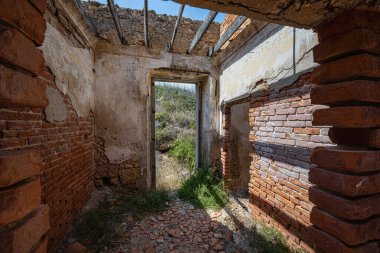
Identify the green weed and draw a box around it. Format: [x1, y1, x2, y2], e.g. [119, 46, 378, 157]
[251, 222, 309, 253]
[178, 169, 229, 210]
[169, 137, 196, 170]
[155, 126, 177, 152]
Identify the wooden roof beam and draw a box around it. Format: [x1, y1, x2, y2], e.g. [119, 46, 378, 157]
[107, 0, 126, 44]
[187, 11, 218, 54]
[208, 16, 247, 57]
[168, 4, 185, 52]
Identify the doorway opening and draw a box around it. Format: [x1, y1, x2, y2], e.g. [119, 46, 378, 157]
[152, 81, 200, 191]
[229, 102, 250, 195]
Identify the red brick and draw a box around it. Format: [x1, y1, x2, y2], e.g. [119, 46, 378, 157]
[309, 226, 380, 253]
[317, 10, 380, 43]
[65, 242, 87, 253]
[311, 147, 380, 174]
[369, 129, 380, 148]
[0, 0, 46, 45]
[311, 207, 380, 246]
[0, 149, 41, 187]
[32, 236, 47, 253]
[309, 187, 380, 221]
[293, 127, 320, 135]
[28, 0, 48, 15]
[311, 54, 380, 84]
[311, 81, 380, 105]
[0, 65, 48, 108]
[313, 106, 380, 128]
[0, 179, 41, 226]
[0, 205, 50, 253]
[0, 137, 27, 149]
[0, 24, 44, 75]
[309, 166, 380, 197]
[314, 28, 380, 63]
[328, 128, 379, 148]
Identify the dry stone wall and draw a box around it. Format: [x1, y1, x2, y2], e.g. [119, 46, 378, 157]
[85, 1, 220, 55]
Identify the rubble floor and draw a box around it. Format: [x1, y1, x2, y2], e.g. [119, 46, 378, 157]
[107, 192, 256, 253]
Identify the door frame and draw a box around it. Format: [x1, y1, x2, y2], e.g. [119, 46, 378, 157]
[147, 69, 209, 190]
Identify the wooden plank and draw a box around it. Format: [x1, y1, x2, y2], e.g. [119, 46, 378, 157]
[107, 0, 126, 44]
[187, 11, 218, 54]
[209, 16, 247, 56]
[144, 0, 149, 47]
[168, 4, 185, 52]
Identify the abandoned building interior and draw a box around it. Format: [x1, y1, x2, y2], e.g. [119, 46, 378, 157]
[0, 0, 380, 252]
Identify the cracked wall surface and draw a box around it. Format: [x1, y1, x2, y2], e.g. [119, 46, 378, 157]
[94, 43, 217, 190]
[219, 26, 318, 103]
[173, 0, 380, 28]
[42, 23, 95, 117]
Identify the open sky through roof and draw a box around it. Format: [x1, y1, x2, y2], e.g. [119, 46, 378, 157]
[93, 0, 226, 22]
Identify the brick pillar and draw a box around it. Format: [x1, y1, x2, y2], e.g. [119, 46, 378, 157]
[0, 1, 50, 253]
[309, 10, 380, 253]
[221, 105, 232, 189]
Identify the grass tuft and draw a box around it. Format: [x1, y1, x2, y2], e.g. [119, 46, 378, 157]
[74, 190, 171, 252]
[178, 169, 229, 210]
[251, 222, 309, 253]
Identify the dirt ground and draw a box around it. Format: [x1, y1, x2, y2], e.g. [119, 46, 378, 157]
[155, 151, 191, 191]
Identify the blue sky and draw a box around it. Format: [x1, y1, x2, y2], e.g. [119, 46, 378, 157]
[94, 0, 225, 22]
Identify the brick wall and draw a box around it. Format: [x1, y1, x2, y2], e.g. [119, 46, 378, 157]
[219, 14, 251, 50]
[0, 0, 50, 253]
[0, 1, 95, 252]
[1, 68, 95, 251]
[221, 73, 331, 250]
[309, 10, 380, 253]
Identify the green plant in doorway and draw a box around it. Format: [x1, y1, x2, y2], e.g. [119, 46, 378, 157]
[178, 168, 229, 210]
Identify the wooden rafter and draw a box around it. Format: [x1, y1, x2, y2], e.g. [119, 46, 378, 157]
[168, 4, 185, 52]
[208, 16, 247, 56]
[107, 0, 126, 44]
[187, 11, 218, 54]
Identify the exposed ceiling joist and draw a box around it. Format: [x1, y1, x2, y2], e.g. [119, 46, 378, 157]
[107, 0, 126, 44]
[208, 16, 247, 57]
[168, 4, 185, 52]
[144, 0, 150, 47]
[187, 11, 218, 54]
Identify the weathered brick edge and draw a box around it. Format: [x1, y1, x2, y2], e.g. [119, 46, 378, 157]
[0, 1, 50, 253]
[309, 10, 380, 253]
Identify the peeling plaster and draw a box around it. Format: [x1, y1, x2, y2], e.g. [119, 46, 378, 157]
[219, 26, 318, 103]
[44, 86, 68, 123]
[94, 44, 216, 175]
[42, 23, 95, 117]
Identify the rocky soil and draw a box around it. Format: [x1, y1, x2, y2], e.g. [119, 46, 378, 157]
[104, 192, 256, 253]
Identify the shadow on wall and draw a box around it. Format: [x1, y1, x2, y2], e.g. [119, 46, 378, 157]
[224, 72, 329, 250]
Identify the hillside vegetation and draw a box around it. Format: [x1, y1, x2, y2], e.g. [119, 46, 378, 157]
[155, 84, 196, 170]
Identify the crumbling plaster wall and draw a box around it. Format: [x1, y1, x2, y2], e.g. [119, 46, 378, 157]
[94, 43, 218, 190]
[219, 26, 318, 104]
[42, 23, 95, 117]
